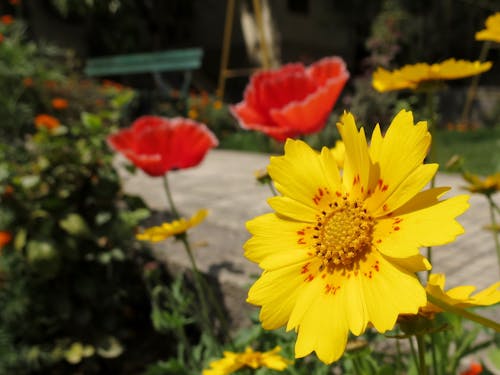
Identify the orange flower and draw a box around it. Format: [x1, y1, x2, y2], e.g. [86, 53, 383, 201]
[8, 0, 21, 5]
[34, 114, 60, 130]
[1, 15, 14, 25]
[44, 80, 57, 89]
[102, 79, 124, 90]
[3, 185, 13, 197]
[23, 77, 34, 87]
[0, 232, 12, 249]
[51, 97, 69, 110]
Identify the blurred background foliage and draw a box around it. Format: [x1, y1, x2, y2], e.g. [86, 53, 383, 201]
[0, 11, 174, 374]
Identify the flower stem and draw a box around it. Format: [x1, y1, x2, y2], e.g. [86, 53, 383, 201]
[416, 334, 428, 375]
[427, 293, 500, 331]
[430, 333, 439, 375]
[460, 41, 491, 126]
[426, 246, 432, 281]
[408, 336, 419, 371]
[486, 195, 500, 272]
[179, 235, 213, 330]
[162, 174, 222, 350]
[490, 198, 500, 215]
[267, 180, 278, 196]
[163, 174, 180, 219]
[425, 89, 437, 281]
[395, 338, 402, 374]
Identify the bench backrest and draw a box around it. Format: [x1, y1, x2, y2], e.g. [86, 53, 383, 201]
[84, 48, 203, 77]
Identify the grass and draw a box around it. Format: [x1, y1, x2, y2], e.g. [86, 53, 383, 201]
[217, 126, 500, 176]
[434, 127, 500, 175]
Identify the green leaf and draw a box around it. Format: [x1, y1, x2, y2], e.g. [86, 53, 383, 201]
[26, 240, 60, 278]
[95, 211, 112, 225]
[14, 228, 26, 251]
[487, 346, 500, 370]
[144, 358, 189, 375]
[27, 240, 57, 264]
[119, 208, 150, 227]
[111, 90, 135, 109]
[81, 112, 102, 130]
[19, 175, 40, 189]
[59, 213, 92, 238]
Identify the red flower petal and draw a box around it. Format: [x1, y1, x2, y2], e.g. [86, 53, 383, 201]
[107, 116, 218, 177]
[271, 58, 349, 134]
[231, 57, 349, 141]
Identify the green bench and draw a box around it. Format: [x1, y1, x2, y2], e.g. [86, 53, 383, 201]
[84, 48, 204, 98]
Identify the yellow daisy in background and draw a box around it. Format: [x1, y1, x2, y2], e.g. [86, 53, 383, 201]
[462, 172, 500, 195]
[475, 12, 500, 43]
[245, 110, 469, 364]
[330, 140, 345, 169]
[372, 59, 492, 92]
[422, 273, 500, 316]
[136, 209, 208, 242]
[203, 346, 291, 375]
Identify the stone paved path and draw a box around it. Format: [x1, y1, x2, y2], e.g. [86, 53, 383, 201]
[116, 149, 500, 325]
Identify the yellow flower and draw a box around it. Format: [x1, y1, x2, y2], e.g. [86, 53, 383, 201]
[372, 59, 492, 92]
[475, 12, 500, 43]
[245, 110, 469, 364]
[422, 273, 500, 316]
[462, 172, 500, 195]
[136, 209, 207, 242]
[188, 108, 199, 119]
[330, 140, 345, 169]
[203, 346, 291, 375]
[213, 100, 223, 110]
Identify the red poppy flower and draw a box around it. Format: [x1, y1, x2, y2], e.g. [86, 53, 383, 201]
[230, 57, 349, 141]
[0, 231, 12, 249]
[107, 116, 218, 177]
[460, 362, 483, 375]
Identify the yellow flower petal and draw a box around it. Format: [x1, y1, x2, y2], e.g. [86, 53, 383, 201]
[245, 213, 310, 267]
[364, 110, 432, 213]
[476, 12, 500, 42]
[248, 261, 312, 330]
[330, 140, 345, 169]
[337, 112, 372, 200]
[203, 346, 290, 374]
[462, 172, 500, 194]
[374, 189, 468, 258]
[372, 59, 492, 92]
[370, 163, 438, 217]
[269, 139, 342, 209]
[424, 273, 500, 314]
[136, 209, 207, 242]
[295, 289, 348, 364]
[360, 252, 427, 332]
[267, 196, 318, 222]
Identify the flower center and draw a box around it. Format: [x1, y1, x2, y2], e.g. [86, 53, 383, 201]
[315, 198, 374, 271]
